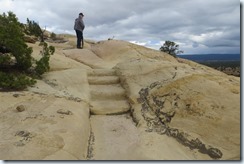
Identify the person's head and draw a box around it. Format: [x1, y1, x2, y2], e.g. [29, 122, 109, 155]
[79, 13, 84, 18]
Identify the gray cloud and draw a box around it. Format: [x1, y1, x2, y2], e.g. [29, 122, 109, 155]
[0, 0, 240, 54]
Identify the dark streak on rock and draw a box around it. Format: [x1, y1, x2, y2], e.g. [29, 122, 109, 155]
[137, 82, 223, 159]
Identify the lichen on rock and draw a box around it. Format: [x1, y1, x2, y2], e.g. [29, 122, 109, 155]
[14, 130, 35, 147]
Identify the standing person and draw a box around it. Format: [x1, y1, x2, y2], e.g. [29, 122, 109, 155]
[74, 13, 85, 49]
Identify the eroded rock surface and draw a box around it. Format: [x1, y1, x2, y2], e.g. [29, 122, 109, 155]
[0, 38, 240, 160]
[134, 73, 239, 160]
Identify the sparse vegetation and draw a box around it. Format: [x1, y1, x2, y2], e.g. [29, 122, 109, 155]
[50, 32, 57, 40]
[199, 61, 240, 77]
[0, 12, 54, 90]
[108, 36, 115, 40]
[35, 42, 55, 76]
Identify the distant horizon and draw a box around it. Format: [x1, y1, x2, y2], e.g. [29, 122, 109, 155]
[179, 53, 240, 55]
[178, 53, 240, 62]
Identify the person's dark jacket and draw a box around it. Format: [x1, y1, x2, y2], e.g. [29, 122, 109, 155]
[74, 17, 85, 32]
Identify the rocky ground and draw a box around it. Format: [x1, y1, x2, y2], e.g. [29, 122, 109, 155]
[217, 66, 240, 77]
[0, 35, 240, 160]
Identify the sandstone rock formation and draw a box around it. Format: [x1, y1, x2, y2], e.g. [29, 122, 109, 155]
[0, 35, 240, 160]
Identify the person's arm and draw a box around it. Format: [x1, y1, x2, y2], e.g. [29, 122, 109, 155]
[79, 20, 85, 31]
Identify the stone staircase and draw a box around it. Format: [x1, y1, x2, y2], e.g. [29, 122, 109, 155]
[87, 69, 130, 115]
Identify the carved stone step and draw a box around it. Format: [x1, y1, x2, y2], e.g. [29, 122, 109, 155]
[88, 69, 117, 76]
[90, 85, 126, 100]
[90, 100, 130, 115]
[88, 76, 120, 85]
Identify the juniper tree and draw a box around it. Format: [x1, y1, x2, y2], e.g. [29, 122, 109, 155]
[0, 12, 55, 90]
[160, 41, 183, 58]
[0, 12, 33, 70]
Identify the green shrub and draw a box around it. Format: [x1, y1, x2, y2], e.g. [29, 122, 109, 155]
[0, 54, 11, 65]
[25, 18, 42, 37]
[25, 18, 45, 42]
[0, 71, 36, 90]
[35, 42, 55, 76]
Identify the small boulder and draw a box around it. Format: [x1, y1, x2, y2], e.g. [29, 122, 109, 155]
[207, 147, 223, 159]
[16, 105, 26, 112]
[13, 94, 20, 98]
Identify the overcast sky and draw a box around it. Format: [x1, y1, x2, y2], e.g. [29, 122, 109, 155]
[0, 0, 241, 54]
